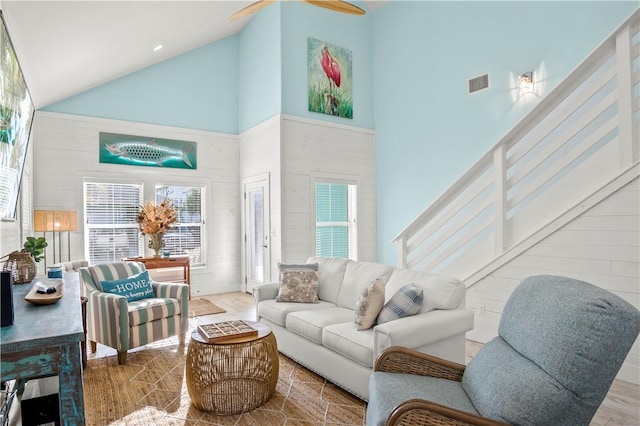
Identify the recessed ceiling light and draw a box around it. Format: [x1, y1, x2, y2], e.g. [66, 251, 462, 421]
[153, 44, 164, 52]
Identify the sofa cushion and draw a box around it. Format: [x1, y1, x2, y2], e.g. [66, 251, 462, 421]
[322, 322, 375, 367]
[286, 307, 354, 344]
[336, 261, 394, 309]
[463, 337, 584, 425]
[368, 372, 479, 426]
[307, 256, 350, 304]
[276, 265, 320, 303]
[377, 283, 424, 324]
[128, 297, 180, 326]
[499, 275, 640, 403]
[385, 269, 465, 313]
[355, 278, 385, 330]
[258, 299, 337, 326]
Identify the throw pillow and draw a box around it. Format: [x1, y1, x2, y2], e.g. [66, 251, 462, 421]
[276, 263, 320, 303]
[376, 283, 424, 324]
[277, 262, 319, 272]
[100, 270, 155, 302]
[355, 278, 385, 330]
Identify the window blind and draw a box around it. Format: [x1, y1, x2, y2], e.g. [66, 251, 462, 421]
[315, 182, 357, 260]
[84, 182, 143, 265]
[156, 185, 206, 266]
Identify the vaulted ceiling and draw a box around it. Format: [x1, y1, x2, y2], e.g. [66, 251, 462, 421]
[1, 1, 383, 110]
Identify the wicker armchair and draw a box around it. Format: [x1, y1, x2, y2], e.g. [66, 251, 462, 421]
[366, 275, 640, 426]
[372, 347, 507, 426]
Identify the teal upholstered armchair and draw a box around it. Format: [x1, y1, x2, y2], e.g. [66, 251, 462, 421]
[80, 262, 189, 365]
[366, 275, 640, 426]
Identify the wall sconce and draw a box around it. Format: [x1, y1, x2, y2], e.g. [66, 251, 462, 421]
[33, 210, 78, 267]
[518, 72, 534, 97]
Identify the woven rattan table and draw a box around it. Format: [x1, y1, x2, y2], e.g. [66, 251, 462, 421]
[186, 320, 279, 414]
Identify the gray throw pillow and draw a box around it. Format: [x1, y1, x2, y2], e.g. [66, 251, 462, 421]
[377, 283, 423, 324]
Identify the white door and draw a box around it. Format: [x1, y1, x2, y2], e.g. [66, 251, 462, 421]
[243, 176, 270, 293]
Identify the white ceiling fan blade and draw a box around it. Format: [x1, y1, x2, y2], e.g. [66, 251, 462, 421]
[229, 0, 276, 21]
[303, 0, 366, 15]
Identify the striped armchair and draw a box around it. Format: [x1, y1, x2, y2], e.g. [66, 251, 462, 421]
[80, 262, 189, 364]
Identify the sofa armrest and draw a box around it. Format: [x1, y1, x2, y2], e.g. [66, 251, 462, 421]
[374, 346, 466, 380]
[253, 282, 279, 303]
[152, 281, 190, 333]
[373, 308, 474, 359]
[152, 281, 189, 301]
[388, 399, 509, 426]
[86, 290, 129, 350]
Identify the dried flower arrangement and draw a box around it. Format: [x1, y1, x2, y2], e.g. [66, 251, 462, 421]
[137, 198, 177, 256]
[137, 198, 177, 236]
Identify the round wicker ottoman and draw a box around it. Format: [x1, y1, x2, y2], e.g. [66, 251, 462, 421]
[186, 320, 279, 415]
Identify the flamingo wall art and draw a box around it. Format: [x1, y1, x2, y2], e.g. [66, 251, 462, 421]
[308, 37, 353, 119]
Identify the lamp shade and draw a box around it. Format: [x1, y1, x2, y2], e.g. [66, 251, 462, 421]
[56, 211, 78, 232]
[34, 210, 78, 232]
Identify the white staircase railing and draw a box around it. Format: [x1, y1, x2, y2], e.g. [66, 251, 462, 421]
[393, 9, 640, 284]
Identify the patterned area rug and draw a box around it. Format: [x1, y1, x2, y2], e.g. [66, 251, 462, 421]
[188, 298, 226, 318]
[83, 337, 365, 425]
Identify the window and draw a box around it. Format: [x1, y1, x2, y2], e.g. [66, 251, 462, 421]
[156, 185, 206, 266]
[315, 181, 357, 260]
[84, 182, 207, 266]
[84, 182, 143, 265]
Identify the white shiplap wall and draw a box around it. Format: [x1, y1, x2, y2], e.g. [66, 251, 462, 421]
[239, 114, 282, 284]
[280, 115, 376, 263]
[467, 178, 640, 384]
[32, 111, 241, 295]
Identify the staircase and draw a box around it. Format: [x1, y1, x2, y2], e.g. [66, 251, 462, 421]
[393, 9, 639, 286]
[393, 10, 640, 384]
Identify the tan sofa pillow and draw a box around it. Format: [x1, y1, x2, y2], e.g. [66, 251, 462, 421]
[355, 278, 385, 330]
[276, 263, 320, 303]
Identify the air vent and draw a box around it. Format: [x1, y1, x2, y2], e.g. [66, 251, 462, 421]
[468, 74, 489, 94]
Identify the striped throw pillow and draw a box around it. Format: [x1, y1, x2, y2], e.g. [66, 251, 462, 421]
[376, 283, 424, 324]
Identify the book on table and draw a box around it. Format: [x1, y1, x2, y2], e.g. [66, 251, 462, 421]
[197, 320, 258, 343]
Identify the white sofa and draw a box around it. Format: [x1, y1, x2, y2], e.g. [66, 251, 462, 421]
[253, 257, 474, 401]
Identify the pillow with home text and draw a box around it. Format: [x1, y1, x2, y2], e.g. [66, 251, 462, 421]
[100, 270, 154, 302]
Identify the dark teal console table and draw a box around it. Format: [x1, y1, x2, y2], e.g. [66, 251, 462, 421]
[1, 272, 86, 424]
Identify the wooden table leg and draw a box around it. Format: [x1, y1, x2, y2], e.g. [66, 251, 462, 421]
[57, 343, 86, 424]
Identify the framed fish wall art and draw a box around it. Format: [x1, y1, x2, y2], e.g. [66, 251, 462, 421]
[308, 37, 353, 119]
[99, 132, 197, 170]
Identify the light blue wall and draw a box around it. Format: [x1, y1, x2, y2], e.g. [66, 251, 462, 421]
[38, 1, 637, 267]
[43, 36, 239, 134]
[238, 3, 282, 133]
[373, 1, 638, 266]
[280, 2, 374, 129]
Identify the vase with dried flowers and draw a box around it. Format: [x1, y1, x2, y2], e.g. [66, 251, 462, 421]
[137, 198, 177, 257]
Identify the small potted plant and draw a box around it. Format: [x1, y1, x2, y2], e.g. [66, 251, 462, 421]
[22, 236, 48, 263]
[1, 236, 48, 284]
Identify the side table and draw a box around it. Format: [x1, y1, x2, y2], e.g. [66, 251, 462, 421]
[1, 273, 85, 424]
[185, 320, 279, 414]
[124, 255, 191, 299]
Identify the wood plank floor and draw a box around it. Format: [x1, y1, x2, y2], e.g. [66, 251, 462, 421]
[89, 291, 640, 425]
